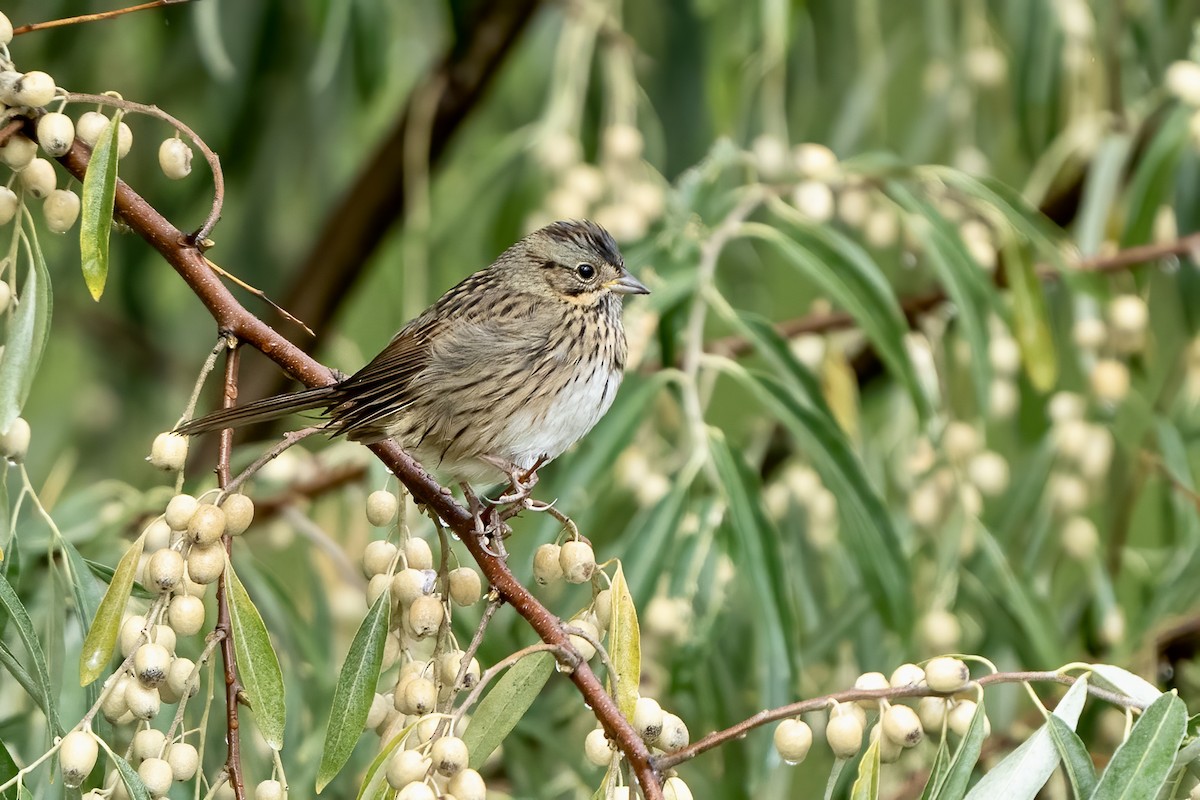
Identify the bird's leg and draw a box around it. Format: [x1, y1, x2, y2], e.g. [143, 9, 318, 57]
[460, 481, 509, 560]
[481, 454, 547, 506]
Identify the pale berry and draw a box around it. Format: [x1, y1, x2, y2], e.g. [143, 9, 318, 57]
[363, 540, 398, 577]
[166, 742, 198, 781]
[366, 490, 399, 526]
[158, 137, 193, 180]
[584, 728, 611, 767]
[773, 718, 813, 764]
[168, 594, 205, 636]
[826, 712, 864, 759]
[925, 657, 971, 693]
[148, 432, 188, 471]
[448, 567, 482, 606]
[37, 113, 75, 157]
[533, 543, 563, 584]
[447, 768, 486, 800]
[186, 544, 225, 584]
[882, 704, 924, 747]
[430, 735, 469, 776]
[60, 730, 99, 788]
[76, 112, 110, 146]
[220, 493, 254, 535]
[137, 758, 173, 797]
[559, 539, 596, 584]
[0, 417, 30, 461]
[0, 186, 18, 225]
[13, 71, 56, 107]
[19, 157, 56, 198]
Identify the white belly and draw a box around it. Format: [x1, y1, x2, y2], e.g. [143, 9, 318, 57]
[498, 363, 621, 473]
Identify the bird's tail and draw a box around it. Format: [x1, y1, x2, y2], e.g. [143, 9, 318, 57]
[174, 385, 338, 436]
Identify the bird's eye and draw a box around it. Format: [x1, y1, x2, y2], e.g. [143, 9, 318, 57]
[575, 263, 596, 280]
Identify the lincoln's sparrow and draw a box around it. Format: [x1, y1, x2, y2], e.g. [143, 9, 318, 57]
[179, 220, 649, 489]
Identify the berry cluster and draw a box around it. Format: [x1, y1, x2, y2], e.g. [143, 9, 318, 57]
[360, 489, 488, 800]
[772, 657, 988, 768]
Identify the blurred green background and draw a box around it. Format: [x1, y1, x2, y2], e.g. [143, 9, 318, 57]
[7, 0, 1200, 797]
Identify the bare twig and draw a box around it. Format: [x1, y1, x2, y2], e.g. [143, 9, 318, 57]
[205, 258, 314, 337]
[65, 91, 224, 242]
[223, 427, 323, 496]
[654, 669, 1148, 770]
[251, 462, 367, 521]
[12, 0, 193, 35]
[214, 343, 247, 800]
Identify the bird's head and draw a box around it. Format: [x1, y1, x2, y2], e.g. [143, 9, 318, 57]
[502, 220, 650, 305]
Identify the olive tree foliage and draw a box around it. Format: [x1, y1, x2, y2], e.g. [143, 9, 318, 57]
[2, 0, 1200, 798]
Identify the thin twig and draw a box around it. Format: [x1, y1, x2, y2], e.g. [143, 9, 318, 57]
[251, 462, 367, 520]
[653, 669, 1149, 770]
[65, 91, 224, 242]
[214, 344, 247, 800]
[205, 258, 314, 337]
[433, 594, 503, 741]
[223, 427, 323, 495]
[12, 0, 194, 35]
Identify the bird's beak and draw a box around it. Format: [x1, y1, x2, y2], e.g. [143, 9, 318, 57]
[608, 269, 650, 295]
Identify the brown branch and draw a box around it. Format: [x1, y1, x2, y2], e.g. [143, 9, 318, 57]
[239, 0, 544, 424]
[654, 669, 1147, 771]
[251, 463, 368, 521]
[12, 0, 193, 35]
[0, 119, 23, 149]
[214, 342, 247, 800]
[704, 232, 1200, 361]
[54, 138, 663, 798]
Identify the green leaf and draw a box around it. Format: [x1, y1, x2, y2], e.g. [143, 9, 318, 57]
[707, 432, 801, 696]
[58, 539, 104, 634]
[227, 561, 286, 750]
[850, 736, 882, 800]
[1120, 107, 1190, 247]
[607, 563, 640, 722]
[1088, 665, 1162, 707]
[1047, 715, 1097, 800]
[354, 721, 419, 800]
[919, 739, 953, 800]
[712, 361, 913, 630]
[84, 557, 156, 601]
[964, 675, 1088, 799]
[0, 639, 42, 709]
[0, 574, 61, 736]
[0, 224, 53, 432]
[97, 741, 150, 800]
[743, 219, 932, 421]
[1074, 133, 1134, 256]
[1089, 692, 1186, 800]
[888, 183, 994, 410]
[0, 738, 18, 800]
[1002, 238, 1057, 391]
[462, 651, 554, 769]
[79, 534, 144, 686]
[931, 699, 988, 800]
[317, 590, 391, 792]
[79, 110, 122, 301]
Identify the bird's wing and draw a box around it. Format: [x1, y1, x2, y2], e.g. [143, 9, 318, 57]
[327, 316, 442, 435]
